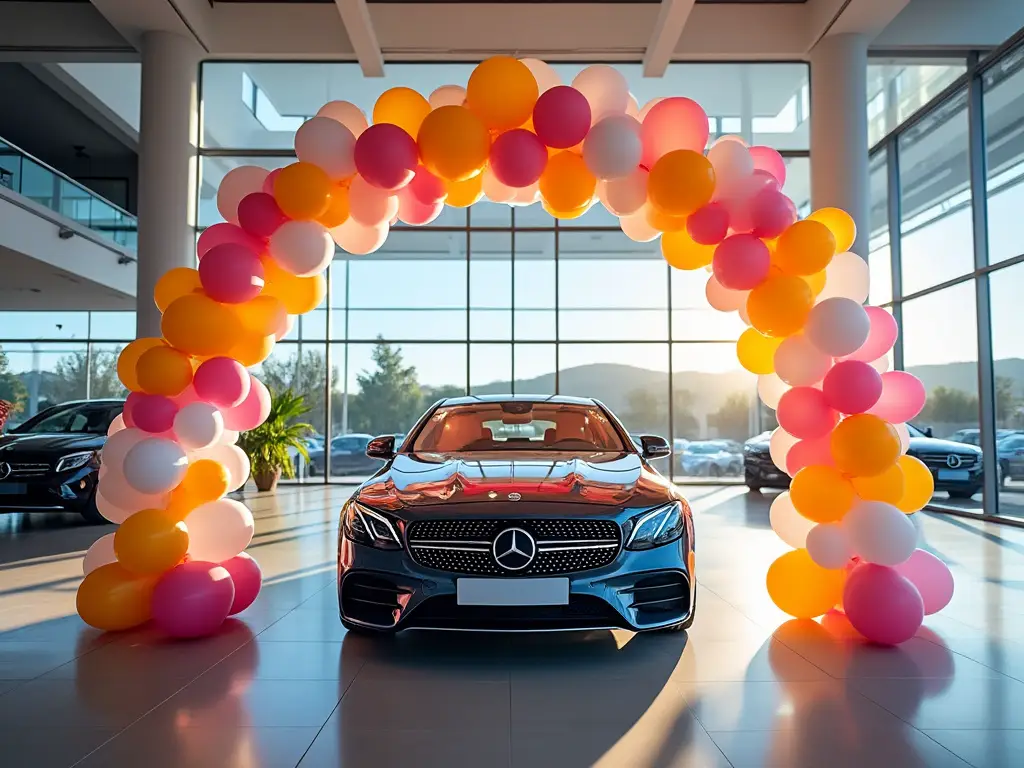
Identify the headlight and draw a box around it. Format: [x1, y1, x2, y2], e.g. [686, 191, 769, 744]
[343, 501, 402, 550]
[625, 501, 685, 551]
[55, 451, 96, 473]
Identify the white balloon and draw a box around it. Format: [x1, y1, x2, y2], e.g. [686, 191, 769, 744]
[769, 428, 799, 474]
[331, 218, 388, 256]
[347, 175, 398, 226]
[192, 443, 250, 492]
[122, 438, 188, 496]
[805, 298, 870, 357]
[737, 299, 752, 327]
[101, 427, 146, 471]
[98, 468, 169, 512]
[482, 168, 516, 203]
[818, 251, 870, 304]
[219, 429, 240, 445]
[106, 414, 126, 437]
[707, 140, 753, 188]
[185, 499, 255, 563]
[583, 115, 642, 180]
[295, 117, 356, 182]
[757, 373, 790, 410]
[95, 490, 133, 524]
[572, 65, 630, 124]
[316, 100, 368, 137]
[774, 335, 833, 387]
[625, 93, 640, 118]
[619, 207, 660, 243]
[174, 402, 224, 450]
[705, 276, 748, 312]
[870, 354, 892, 374]
[217, 166, 268, 224]
[428, 84, 466, 109]
[843, 501, 917, 566]
[599, 168, 648, 216]
[520, 58, 561, 93]
[806, 523, 853, 569]
[269, 220, 334, 277]
[638, 97, 664, 122]
[712, 135, 749, 149]
[894, 422, 911, 454]
[510, 182, 540, 206]
[769, 492, 815, 550]
[83, 534, 116, 575]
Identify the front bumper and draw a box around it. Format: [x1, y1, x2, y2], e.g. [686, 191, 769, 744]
[0, 467, 98, 511]
[744, 453, 790, 489]
[337, 509, 695, 633]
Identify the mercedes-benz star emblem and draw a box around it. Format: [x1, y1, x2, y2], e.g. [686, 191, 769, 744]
[508, 492, 522, 501]
[492, 527, 536, 571]
[0, 462, 10, 480]
[947, 454, 963, 469]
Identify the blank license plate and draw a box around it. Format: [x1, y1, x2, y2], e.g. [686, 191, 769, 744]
[457, 578, 569, 606]
[0, 483, 26, 495]
[938, 469, 970, 482]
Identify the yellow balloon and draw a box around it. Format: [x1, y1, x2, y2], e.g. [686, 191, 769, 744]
[155, 268, 202, 313]
[114, 508, 189, 574]
[417, 106, 491, 182]
[77, 563, 156, 631]
[896, 455, 934, 513]
[539, 151, 596, 213]
[736, 328, 783, 375]
[662, 229, 714, 270]
[808, 207, 857, 252]
[466, 57, 539, 131]
[161, 293, 243, 357]
[803, 269, 827, 297]
[373, 87, 431, 137]
[117, 338, 166, 393]
[261, 259, 326, 315]
[230, 331, 275, 367]
[767, 549, 846, 619]
[648, 150, 716, 216]
[445, 174, 484, 208]
[165, 459, 230, 522]
[136, 345, 193, 397]
[851, 461, 905, 504]
[746, 274, 813, 337]
[774, 220, 836, 276]
[790, 465, 854, 523]
[316, 186, 350, 229]
[273, 162, 331, 220]
[831, 414, 900, 478]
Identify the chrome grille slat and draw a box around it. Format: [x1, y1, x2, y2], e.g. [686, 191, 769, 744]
[7, 462, 50, 478]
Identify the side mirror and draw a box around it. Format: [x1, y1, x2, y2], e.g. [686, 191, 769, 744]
[639, 435, 672, 460]
[365, 435, 396, 462]
[924, 426, 934, 438]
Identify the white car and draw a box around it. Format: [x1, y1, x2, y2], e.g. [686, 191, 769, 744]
[680, 441, 741, 477]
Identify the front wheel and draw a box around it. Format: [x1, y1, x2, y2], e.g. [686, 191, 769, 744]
[1000, 460, 1009, 487]
[79, 492, 110, 525]
[948, 487, 981, 500]
[708, 465, 721, 478]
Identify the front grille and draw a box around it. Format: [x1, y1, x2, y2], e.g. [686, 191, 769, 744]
[404, 594, 627, 631]
[916, 452, 978, 469]
[340, 573, 413, 628]
[406, 518, 621, 576]
[6, 462, 49, 478]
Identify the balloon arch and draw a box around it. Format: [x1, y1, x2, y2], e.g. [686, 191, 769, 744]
[78, 58, 953, 645]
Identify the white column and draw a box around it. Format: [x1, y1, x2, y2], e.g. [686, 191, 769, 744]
[135, 31, 201, 339]
[810, 33, 870, 258]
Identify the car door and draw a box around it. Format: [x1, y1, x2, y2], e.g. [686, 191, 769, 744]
[1005, 436, 1024, 477]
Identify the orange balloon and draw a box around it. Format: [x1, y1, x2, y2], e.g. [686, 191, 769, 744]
[161, 293, 243, 357]
[803, 270, 827, 297]
[648, 150, 715, 216]
[662, 229, 714, 270]
[541, 199, 591, 220]
[852, 461, 905, 504]
[746, 274, 813, 337]
[114, 508, 189, 574]
[418, 106, 491, 182]
[539, 151, 596, 213]
[77, 563, 156, 631]
[808, 207, 856, 252]
[230, 332, 275, 367]
[774, 220, 836, 276]
[444, 174, 484, 208]
[261, 259, 327, 315]
[181, 458, 230, 505]
[896, 455, 934, 513]
[831, 414, 900, 478]
[790, 465, 854, 523]
[273, 162, 331, 220]
[117, 338, 165, 392]
[317, 186, 350, 228]
[736, 328, 783, 375]
[136, 345, 193, 397]
[767, 549, 846, 619]
[373, 87, 431, 137]
[646, 206, 688, 233]
[237, 293, 288, 336]
[466, 57, 539, 131]
[154, 268, 202, 313]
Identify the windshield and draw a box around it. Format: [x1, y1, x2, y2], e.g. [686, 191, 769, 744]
[906, 423, 925, 438]
[11, 402, 121, 435]
[411, 402, 626, 453]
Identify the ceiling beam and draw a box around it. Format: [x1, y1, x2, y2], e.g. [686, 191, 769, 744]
[644, 0, 697, 77]
[333, 0, 384, 77]
[88, 0, 215, 52]
[804, 0, 911, 50]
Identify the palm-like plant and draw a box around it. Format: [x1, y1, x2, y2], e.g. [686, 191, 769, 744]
[238, 389, 313, 491]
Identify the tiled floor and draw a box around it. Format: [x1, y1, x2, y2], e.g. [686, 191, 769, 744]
[2, 485, 1024, 767]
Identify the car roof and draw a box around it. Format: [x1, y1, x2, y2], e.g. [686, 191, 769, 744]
[439, 394, 598, 406]
[47, 399, 124, 407]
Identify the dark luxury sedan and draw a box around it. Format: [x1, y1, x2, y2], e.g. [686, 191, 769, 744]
[0, 399, 124, 523]
[744, 423, 984, 499]
[337, 395, 696, 634]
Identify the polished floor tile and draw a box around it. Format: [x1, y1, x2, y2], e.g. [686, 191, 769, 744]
[2, 485, 1024, 766]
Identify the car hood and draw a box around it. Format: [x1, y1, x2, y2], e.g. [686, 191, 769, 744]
[907, 436, 982, 455]
[0, 432, 105, 462]
[356, 451, 678, 510]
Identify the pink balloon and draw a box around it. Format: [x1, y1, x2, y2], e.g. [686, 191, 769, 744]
[786, 434, 835, 476]
[749, 146, 787, 186]
[749, 188, 798, 239]
[198, 243, 265, 304]
[331, 218, 389, 255]
[869, 371, 927, 423]
[407, 165, 446, 205]
[152, 561, 235, 639]
[687, 202, 729, 245]
[194, 357, 251, 408]
[396, 186, 444, 226]
[121, 402, 136, 428]
[353, 124, 418, 191]
[842, 306, 898, 362]
[172, 384, 201, 408]
[261, 168, 282, 195]
[822, 360, 883, 415]
[237, 192, 288, 240]
[197, 223, 265, 260]
[640, 97, 710, 169]
[125, 393, 179, 434]
[490, 129, 548, 188]
[220, 552, 263, 615]
[895, 549, 954, 615]
[221, 375, 271, 432]
[712, 234, 770, 291]
[776, 387, 838, 440]
[843, 563, 924, 645]
[532, 86, 591, 149]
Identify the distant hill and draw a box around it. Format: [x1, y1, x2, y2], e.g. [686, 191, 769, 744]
[908, 358, 1024, 397]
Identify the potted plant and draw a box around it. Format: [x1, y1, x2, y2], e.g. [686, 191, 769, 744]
[238, 388, 313, 493]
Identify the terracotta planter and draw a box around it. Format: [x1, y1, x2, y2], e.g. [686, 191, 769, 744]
[254, 467, 281, 493]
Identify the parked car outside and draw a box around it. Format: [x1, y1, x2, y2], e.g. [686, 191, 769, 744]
[949, 428, 1021, 447]
[680, 441, 741, 477]
[307, 433, 384, 477]
[997, 433, 1024, 486]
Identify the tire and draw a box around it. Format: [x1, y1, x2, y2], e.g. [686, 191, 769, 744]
[708, 465, 721, 479]
[79, 492, 110, 525]
[948, 487, 981, 500]
[1000, 460, 1009, 487]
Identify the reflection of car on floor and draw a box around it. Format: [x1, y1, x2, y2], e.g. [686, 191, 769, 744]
[0, 399, 124, 524]
[743, 423, 984, 500]
[679, 441, 741, 477]
[337, 394, 695, 634]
